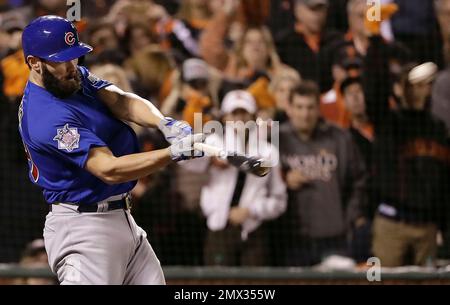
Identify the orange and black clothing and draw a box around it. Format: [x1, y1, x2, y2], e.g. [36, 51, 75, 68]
[276, 26, 342, 92]
[1, 49, 29, 99]
[155, 17, 202, 62]
[320, 83, 351, 129]
[364, 36, 450, 226]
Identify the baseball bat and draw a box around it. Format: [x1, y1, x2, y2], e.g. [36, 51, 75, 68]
[193, 143, 271, 177]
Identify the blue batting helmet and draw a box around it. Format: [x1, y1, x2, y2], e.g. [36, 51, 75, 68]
[22, 15, 92, 63]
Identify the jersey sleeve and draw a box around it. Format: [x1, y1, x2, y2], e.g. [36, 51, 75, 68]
[32, 110, 107, 169]
[78, 65, 112, 92]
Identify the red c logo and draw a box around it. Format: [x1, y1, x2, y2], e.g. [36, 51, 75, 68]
[65, 32, 75, 46]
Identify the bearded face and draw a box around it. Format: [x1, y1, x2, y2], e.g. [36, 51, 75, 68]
[42, 64, 82, 99]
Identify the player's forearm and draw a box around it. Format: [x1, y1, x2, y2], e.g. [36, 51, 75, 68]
[101, 148, 172, 184]
[124, 93, 165, 128]
[87, 134, 203, 184]
[100, 85, 164, 128]
[99, 86, 194, 143]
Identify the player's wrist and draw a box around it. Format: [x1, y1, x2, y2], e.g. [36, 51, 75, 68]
[169, 133, 205, 161]
[158, 117, 193, 144]
[169, 143, 184, 161]
[161, 147, 174, 161]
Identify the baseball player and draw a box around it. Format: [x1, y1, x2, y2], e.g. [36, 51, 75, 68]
[18, 15, 204, 285]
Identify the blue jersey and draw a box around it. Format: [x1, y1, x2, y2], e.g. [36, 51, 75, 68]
[18, 66, 139, 204]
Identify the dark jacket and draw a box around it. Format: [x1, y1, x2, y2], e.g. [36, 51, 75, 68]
[279, 120, 366, 238]
[363, 36, 450, 225]
[277, 31, 343, 92]
[349, 127, 377, 218]
[276, 29, 343, 92]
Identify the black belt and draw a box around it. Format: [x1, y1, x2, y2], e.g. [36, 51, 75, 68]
[49, 195, 132, 213]
[377, 202, 433, 224]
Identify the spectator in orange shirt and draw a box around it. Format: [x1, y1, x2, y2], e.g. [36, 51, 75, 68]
[320, 46, 363, 129]
[181, 58, 215, 127]
[0, 22, 29, 102]
[160, 58, 217, 128]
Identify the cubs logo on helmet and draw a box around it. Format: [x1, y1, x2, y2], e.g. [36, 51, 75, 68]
[65, 32, 76, 46]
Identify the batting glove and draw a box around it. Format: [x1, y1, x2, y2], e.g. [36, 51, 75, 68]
[169, 133, 205, 161]
[158, 117, 193, 144]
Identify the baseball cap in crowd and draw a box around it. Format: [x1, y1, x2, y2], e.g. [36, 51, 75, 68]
[182, 58, 209, 82]
[0, 13, 26, 33]
[408, 62, 438, 85]
[295, 0, 329, 8]
[221, 90, 257, 115]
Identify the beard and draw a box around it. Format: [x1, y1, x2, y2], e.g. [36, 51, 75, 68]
[42, 65, 81, 99]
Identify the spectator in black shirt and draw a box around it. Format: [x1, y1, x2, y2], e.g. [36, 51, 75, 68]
[276, 0, 343, 92]
[364, 33, 450, 266]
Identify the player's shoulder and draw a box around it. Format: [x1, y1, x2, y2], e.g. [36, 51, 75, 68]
[23, 96, 82, 148]
[22, 80, 52, 106]
[22, 81, 76, 126]
[24, 81, 77, 114]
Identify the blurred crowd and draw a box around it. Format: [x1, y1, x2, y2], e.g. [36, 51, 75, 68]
[0, 0, 449, 272]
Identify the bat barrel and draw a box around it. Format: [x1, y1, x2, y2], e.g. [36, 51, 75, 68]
[226, 155, 271, 177]
[194, 142, 271, 177]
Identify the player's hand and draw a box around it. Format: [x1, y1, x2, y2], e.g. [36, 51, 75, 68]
[169, 133, 205, 161]
[228, 207, 250, 226]
[158, 117, 193, 144]
[286, 169, 309, 191]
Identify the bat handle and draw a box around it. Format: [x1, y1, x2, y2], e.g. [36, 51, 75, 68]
[193, 142, 228, 159]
